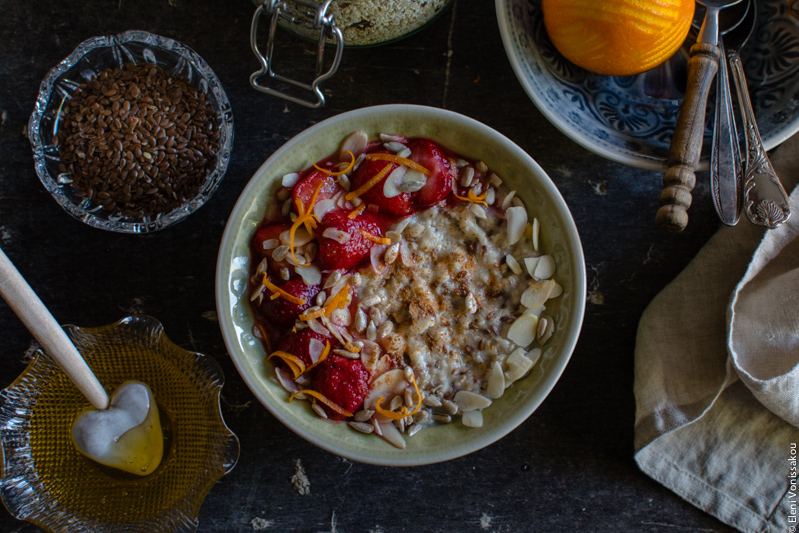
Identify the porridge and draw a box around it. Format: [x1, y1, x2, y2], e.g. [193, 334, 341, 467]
[248, 131, 562, 448]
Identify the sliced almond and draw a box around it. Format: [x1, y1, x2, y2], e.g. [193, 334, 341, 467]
[506, 206, 528, 245]
[453, 390, 492, 412]
[524, 256, 540, 277]
[520, 279, 556, 310]
[339, 130, 369, 160]
[322, 227, 351, 244]
[281, 226, 313, 247]
[549, 282, 563, 299]
[295, 264, 321, 286]
[363, 369, 407, 410]
[507, 312, 539, 348]
[378, 420, 406, 449]
[486, 361, 505, 399]
[534, 255, 556, 280]
[532, 218, 541, 251]
[383, 166, 407, 198]
[461, 410, 484, 428]
[505, 254, 523, 275]
[505, 347, 533, 382]
[399, 169, 427, 193]
[314, 198, 337, 220]
[281, 172, 300, 188]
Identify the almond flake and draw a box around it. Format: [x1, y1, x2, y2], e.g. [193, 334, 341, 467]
[507, 312, 539, 347]
[461, 410, 484, 428]
[506, 205, 528, 245]
[322, 227, 351, 243]
[453, 390, 492, 411]
[282, 172, 300, 187]
[534, 255, 556, 280]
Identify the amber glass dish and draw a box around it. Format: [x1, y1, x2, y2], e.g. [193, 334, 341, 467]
[0, 315, 239, 532]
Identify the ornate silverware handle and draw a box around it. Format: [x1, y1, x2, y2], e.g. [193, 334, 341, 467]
[729, 51, 791, 228]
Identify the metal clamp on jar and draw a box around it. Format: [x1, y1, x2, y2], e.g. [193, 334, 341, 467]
[250, 0, 453, 108]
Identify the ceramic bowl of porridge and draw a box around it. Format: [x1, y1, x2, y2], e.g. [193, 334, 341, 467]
[216, 104, 586, 466]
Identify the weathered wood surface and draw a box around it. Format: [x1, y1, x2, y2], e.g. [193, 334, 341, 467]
[0, 1, 730, 531]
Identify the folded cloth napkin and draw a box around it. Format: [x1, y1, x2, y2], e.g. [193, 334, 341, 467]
[634, 132, 799, 533]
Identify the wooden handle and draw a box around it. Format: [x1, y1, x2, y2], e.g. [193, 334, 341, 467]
[0, 248, 109, 410]
[656, 42, 721, 232]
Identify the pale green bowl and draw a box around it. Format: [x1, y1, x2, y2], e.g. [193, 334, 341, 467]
[216, 104, 586, 466]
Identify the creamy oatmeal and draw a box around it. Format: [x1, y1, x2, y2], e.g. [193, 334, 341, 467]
[248, 131, 562, 448]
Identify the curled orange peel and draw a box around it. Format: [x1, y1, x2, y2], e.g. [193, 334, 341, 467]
[374, 371, 422, 420]
[289, 389, 353, 418]
[262, 274, 306, 305]
[365, 153, 431, 175]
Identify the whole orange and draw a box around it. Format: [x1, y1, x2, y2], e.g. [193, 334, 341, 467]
[541, 0, 695, 76]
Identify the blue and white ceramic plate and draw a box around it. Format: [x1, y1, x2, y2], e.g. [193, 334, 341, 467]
[496, 0, 799, 170]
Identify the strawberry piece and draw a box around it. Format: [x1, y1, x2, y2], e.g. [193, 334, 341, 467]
[293, 169, 340, 213]
[316, 210, 383, 270]
[275, 329, 332, 368]
[310, 354, 370, 420]
[409, 139, 453, 207]
[259, 278, 320, 326]
[349, 155, 415, 216]
[252, 222, 291, 257]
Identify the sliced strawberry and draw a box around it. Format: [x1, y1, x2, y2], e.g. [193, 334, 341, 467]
[310, 354, 370, 420]
[349, 155, 415, 216]
[316, 210, 383, 271]
[259, 278, 320, 326]
[252, 222, 291, 257]
[292, 169, 340, 214]
[409, 139, 453, 207]
[275, 329, 332, 369]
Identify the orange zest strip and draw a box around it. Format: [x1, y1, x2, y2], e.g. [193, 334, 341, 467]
[324, 284, 350, 316]
[358, 229, 391, 245]
[298, 307, 326, 321]
[262, 274, 306, 305]
[454, 188, 489, 207]
[375, 371, 422, 420]
[305, 342, 330, 373]
[365, 153, 431, 175]
[298, 284, 351, 321]
[288, 212, 318, 267]
[344, 341, 362, 353]
[313, 150, 355, 176]
[289, 389, 353, 418]
[266, 351, 307, 379]
[347, 203, 366, 219]
[255, 323, 272, 353]
[345, 163, 393, 201]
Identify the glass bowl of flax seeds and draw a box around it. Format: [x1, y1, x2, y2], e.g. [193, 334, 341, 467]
[29, 30, 234, 233]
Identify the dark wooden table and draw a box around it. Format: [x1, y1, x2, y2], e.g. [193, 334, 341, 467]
[0, 1, 735, 531]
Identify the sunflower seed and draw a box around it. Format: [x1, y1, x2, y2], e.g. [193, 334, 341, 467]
[354, 409, 374, 422]
[348, 421, 374, 434]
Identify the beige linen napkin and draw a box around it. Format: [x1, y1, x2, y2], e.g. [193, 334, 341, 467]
[634, 133, 799, 533]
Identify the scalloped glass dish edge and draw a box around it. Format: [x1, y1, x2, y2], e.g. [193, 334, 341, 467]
[0, 315, 239, 532]
[28, 30, 234, 233]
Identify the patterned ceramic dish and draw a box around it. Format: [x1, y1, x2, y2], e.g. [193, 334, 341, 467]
[0, 316, 239, 533]
[28, 30, 234, 233]
[216, 104, 586, 466]
[496, 0, 799, 170]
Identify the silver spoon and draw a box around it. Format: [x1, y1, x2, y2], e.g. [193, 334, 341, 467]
[710, 0, 751, 226]
[657, 0, 743, 232]
[728, 6, 791, 228]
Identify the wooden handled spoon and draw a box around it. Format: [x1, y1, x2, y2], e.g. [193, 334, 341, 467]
[0, 247, 109, 409]
[656, 0, 743, 232]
